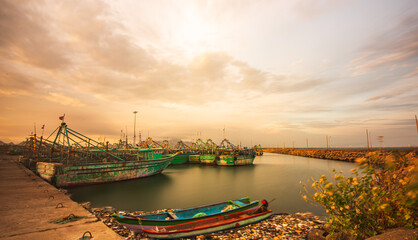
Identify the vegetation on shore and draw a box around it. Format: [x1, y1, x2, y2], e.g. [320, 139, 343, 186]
[302, 150, 417, 239]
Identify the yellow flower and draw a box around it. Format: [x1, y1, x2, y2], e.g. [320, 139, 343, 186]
[325, 183, 333, 189]
[356, 208, 360, 214]
[303, 195, 308, 200]
[380, 204, 388, 210]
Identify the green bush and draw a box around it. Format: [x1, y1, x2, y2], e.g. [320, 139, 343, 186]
[302, 151, 417, 239]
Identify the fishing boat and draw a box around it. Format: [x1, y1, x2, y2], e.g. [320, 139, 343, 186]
[188, 154, 200, 164]
[217, 139, 256, 166]
[31, 121, 175, 187]
[112, 197, 259, 233]
[170, 141, 194, 165]
[143, 208, 273, 239]
[199, 154, 217, 165]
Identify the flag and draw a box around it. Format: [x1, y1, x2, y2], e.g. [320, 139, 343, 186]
[59, 114, 65, 121]
[41, 124, 45, 130]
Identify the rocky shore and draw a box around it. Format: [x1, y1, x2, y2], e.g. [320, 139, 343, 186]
[263, 149, 378, 162]
[80, 202, 326, 239]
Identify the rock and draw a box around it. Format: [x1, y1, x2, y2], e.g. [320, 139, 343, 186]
[307, 229, 326, 240]
[103, 206, 115, 213]
[366, 228, 418, 240]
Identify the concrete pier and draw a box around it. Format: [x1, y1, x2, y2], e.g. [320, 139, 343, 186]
[0, 155, 123, 240]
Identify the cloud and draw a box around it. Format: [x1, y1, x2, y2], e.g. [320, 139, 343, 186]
[295, 0, 352, 19]
[0, 0, 326, 109]
[347, 14, 418, 76]
[366, 83, 418, 102]
[43, 92, 86, 107]
[0, 1, 71, 69]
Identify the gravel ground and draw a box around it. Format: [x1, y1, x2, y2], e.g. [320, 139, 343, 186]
[81, 203, 325, 240]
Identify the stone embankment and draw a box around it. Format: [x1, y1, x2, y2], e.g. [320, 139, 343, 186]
[263, 149, 376, 162]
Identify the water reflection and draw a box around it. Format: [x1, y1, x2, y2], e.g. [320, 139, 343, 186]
[68, 153, 356, 216]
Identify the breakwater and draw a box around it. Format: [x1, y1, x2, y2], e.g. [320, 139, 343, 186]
[263, 149, 373, 162]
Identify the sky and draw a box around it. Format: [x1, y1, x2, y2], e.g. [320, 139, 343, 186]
[0, 0, 417, 148]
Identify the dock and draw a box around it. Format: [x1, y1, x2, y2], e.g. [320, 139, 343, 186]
[0, 154, 123, 240]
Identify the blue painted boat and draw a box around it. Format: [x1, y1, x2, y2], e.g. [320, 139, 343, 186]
[112, 197, 259, 233]
[143, 208, 273, 239]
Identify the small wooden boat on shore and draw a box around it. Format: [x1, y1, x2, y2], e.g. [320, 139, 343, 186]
[143, 208, 273, 239]
[112, 197, 259, 233]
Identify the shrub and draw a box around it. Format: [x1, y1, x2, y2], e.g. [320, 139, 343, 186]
[302, 151, 417, 239]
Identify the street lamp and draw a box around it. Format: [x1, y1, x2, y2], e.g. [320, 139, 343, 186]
[133, 111, 138, 146]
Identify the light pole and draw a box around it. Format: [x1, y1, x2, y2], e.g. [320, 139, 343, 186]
[133, 111, 138, 146]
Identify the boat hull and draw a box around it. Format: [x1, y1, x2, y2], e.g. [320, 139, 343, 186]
[36, 155, 174, 187]
[170, 153, 190, 165]
[217, 155, 235, 166]
[113, 197, 259, 233]
[200, 155, 217, 165]
[188, 155, 200, 164]
[144, 210, 273, 239]
[217, 155, 255, 166]
[234, 155, 255, 165]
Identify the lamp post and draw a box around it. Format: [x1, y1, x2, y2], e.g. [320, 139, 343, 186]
[133, 111, 138, 146]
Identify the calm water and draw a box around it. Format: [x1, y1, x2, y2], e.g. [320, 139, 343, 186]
[68, 153, 356, 216]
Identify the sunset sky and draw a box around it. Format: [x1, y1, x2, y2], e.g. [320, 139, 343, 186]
[1, 0, 417, 147]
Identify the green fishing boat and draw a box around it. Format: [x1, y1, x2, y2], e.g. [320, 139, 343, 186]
[170, 152, 191, 165]
[217, 139, 256, 166]
[217, 155, 235, 166]
[30, 121, 175, 187]
[200, 154, 217, 165]
[169, 141, 195, 165]
[234, 154, 256, 165]
[188, 154, 200, 164]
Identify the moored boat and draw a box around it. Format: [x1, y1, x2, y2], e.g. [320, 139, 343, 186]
[234, 154, 256, 165]
[188, 154, 200, 164]
[217, 155, 235, 166]
[36, 149, 175, 187]
[143, 208, 273, 239]
[170, 152, 191, 165]
[112, 197, 259, 233]
[217, 153, 255, 166]
[30, 121, 175, 187]
[200, 154, 217, 165]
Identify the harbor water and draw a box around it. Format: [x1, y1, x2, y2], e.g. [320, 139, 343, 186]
[68, 153, 356, 217]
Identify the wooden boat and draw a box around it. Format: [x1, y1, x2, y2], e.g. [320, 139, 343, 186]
[200, 154, 217, 165]
[143, 208, 273, 239]
[36, 148, 176, 187]
[188, 154, 200, 164]
[31, 122, 176, 187]
[112, 197, 259, 233]
[234, 154, 256, 165]
[170, 152, 191, 165]
[217, 154, 255, 166]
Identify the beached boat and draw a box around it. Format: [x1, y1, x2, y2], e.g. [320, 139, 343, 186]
[143, 208, 273, 239]
[112, 197, 259, 233]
